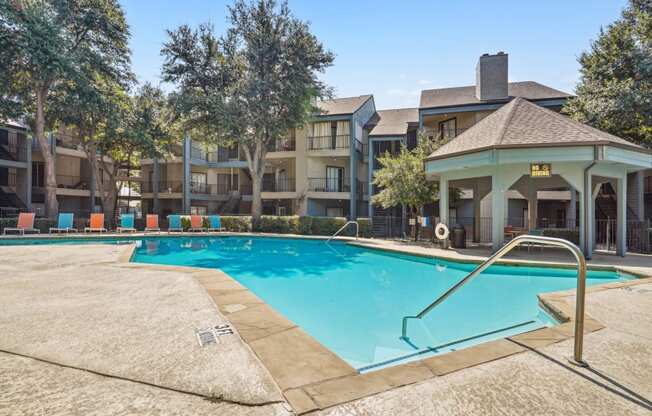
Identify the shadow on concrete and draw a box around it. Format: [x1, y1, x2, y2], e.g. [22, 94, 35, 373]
[509, 339, 652, 411]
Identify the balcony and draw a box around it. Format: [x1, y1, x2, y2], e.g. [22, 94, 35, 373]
[266, 138, 296, 152]
[56, 175, 88, 190]
[308, 177, 351, 193]
[307, 135, 351, 151]
[262, 177, 296, 192]
[141, 180, 183, 194]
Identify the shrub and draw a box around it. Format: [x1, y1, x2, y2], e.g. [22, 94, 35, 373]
[221, 216, 252, 232]
[257, 215, 300, 234]
[542, 228, 579, 244]
[357, 217, 372, 238]
[310, 216, 347, 236]
[298, 216, 313, 235]
[180, 216, 191, 231]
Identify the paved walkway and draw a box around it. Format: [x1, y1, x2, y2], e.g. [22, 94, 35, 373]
[0, 244, 289, 416]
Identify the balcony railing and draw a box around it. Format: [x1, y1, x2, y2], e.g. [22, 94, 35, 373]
[262, 177, 296, 192]
[142, 180, 183, 193]
[308, 135, 350, 151]
[56, 175, 88, 190]
[267, 138, 296, 152]
[308, 177, 351, 193]
[358, 180, 369, 198]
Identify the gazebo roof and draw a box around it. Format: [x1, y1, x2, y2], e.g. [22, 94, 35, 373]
[426, 98, 645, 161]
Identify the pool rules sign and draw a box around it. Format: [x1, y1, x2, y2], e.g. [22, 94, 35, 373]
[530, 163, 551, 178]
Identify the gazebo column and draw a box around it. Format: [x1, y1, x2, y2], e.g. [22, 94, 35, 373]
[527, 185, 538, 230]
[491, 174, 506, 251]
[616, 175, 627, 256]
[439, 176, 449, 225]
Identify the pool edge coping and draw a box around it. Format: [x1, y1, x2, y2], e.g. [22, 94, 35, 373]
[114, 240, 652, 414]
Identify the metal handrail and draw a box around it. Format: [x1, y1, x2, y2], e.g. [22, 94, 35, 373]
[326, 220, 359, 243]
[401, 235, 588, 365]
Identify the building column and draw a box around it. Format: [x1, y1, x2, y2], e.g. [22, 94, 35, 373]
[152, 158, 160, 215]
[349, 118, 357, 220]
[20, 134, 32, 211]
[439, 176, 449, 225]
[566, 188, 577, 228]
[491, 173, 506, 252]
[527, 183, 538, 230]
[182, 132, 191, 214]
[583, 171, 594, 259]
[616, 175, 627, 257]
[367, 139, 374, 218]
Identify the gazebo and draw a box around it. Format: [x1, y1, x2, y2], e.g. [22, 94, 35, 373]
[424, 98, 652, 257]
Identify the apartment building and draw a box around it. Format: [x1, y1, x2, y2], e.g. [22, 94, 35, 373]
[140, 95, 377, 218]
[0, 123, 111, 217]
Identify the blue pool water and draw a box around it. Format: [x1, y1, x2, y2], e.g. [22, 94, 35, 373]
[0, 236, 630, 370]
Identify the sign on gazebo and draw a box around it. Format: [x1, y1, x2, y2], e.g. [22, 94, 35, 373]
[530, 163, 551, 178]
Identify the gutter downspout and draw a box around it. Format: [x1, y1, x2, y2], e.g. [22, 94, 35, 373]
[583, 145, 600, 258]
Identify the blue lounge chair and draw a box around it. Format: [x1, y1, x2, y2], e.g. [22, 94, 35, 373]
[167, 214, 183, 232]
[49, 213, 77, 233]
[117, 213, 136, 233]
[207, 215, 223, 232]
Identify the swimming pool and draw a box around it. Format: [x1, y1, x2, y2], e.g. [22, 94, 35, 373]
[0, 235, 630, 370]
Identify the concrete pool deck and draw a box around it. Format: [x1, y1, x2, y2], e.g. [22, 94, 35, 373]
[0, 236, 650, 415]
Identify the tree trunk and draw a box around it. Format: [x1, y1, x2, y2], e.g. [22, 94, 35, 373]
[85, 141, 116, 227]
[35, 87, 58, 219]
[244, 141, 266, 224]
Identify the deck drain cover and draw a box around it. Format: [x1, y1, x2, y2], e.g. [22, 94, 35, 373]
[196, 324, 234, 347]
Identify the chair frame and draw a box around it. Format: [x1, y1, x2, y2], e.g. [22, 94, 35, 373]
[189, 215, 207, 232]
[116, 214, 136, 233]
[207, 215, 224, 232]
[84, 214, 107, 233]
[3, 213, 39, 235]
[144, 215, 160, 232]
[167, 215, 183, 233]
[49, 213, 77, 234]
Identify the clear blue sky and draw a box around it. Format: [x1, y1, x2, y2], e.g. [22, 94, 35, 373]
[120, 0, 627, 110]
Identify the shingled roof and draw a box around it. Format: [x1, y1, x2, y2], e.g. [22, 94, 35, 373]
[420, 81, 571, 109]
[368, 108, 418, 136]
[315, 95, 373, 116]
[426, 98, 644, 161]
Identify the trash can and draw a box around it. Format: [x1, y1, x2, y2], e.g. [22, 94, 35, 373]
[451, 224, 466, 249]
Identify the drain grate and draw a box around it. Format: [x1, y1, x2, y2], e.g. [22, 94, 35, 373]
[196, 324, 234, 347]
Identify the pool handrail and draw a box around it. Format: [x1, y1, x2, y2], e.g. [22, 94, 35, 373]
[401, 235, 588, 366]
[326, 220, 359, 243]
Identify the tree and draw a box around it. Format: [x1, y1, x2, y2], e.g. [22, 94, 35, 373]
[563, 0, 652, 147]
[161, 0, 334, 221]
[0, 0, 131, 218]
[372, 134, 449, 240]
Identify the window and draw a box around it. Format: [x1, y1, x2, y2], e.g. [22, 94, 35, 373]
[191, 172, 207, 193]
[277, 206, 287, 216]
[438, 118, 457, 139]
[190, 206, 207, 215]
[326, 207, 343, 217]
[32, 162, 45, 187]
[326, 166, 344, 192]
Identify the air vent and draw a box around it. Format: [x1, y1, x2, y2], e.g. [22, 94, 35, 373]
[196, 324, 234, 347]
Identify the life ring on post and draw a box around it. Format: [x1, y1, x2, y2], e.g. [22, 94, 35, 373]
[434, 223, 450, 240]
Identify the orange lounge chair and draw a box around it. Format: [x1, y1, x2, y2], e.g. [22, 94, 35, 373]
[145, 214, 160, 232]
[189, 215, 206, 232]
[84, 213, 107, 233]
[3, 212, 38, 235]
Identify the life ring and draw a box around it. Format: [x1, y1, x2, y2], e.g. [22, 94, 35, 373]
[434, 223, 450, 240]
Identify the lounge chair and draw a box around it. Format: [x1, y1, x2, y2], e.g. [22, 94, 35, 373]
[167, 215, 183, 232]
[189, 215, 206, 232]
[49, 213, 77, 233]
[3, 212, 38, 235]
[84, 213, 107, 233]
[117, 213, 136, 233]
[207, 215, 223, 232]
[145, 214, 160, 232]
[526, 229, 545, 252]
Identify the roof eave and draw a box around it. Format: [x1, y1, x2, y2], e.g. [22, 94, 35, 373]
[425, 141, 651, 162]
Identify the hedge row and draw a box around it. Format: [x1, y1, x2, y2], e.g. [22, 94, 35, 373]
[542, 228, 580, 244]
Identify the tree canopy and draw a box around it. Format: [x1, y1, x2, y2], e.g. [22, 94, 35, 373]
[563, 0, 652, 147]
[161, 0, 334, 219]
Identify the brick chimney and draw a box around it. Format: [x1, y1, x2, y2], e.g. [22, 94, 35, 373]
[475, 52, 508, 101]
